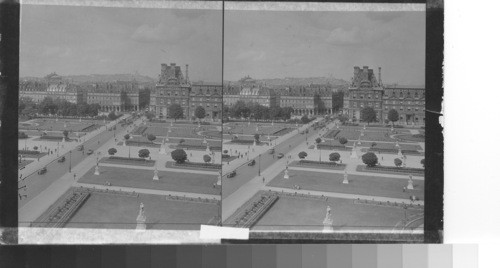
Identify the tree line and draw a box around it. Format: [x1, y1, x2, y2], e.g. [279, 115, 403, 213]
[19, 97, 101, 118]
[223, 101, 294, 121]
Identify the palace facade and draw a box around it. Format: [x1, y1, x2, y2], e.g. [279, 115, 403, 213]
[150, 63, 222, 120]
[343, 66, 425, 125]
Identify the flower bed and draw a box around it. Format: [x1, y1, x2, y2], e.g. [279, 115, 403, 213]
[39, 135, 63, 141]
[131, 126, 148, 135]
[168, 161, 221, 170]
[272, 128, 293, 136]
[317, 144, 349, 150]
[293, 160, 346, 170]
[174, 144, 222, 151]
[125, 140, 161, 148]
[230, 139, 261, 145]
[356, 165, 424, 175]
[100, 156, 156, 167]
[368, 148, 421, 155]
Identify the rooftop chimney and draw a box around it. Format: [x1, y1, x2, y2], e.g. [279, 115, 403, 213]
[378, 67, 382, 86]
[185, 64, 189, 83]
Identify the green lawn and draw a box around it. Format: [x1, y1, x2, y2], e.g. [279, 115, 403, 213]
[253, 195, 421, 231]
[267, 170, 424, 200]
[79, 166, 220, 195]
[64, 190, 219, 230]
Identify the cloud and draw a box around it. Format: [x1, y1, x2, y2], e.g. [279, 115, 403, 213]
[234, 50, 266, 61]
[131, 22, 194, 43]
[326, 27, 390, 46]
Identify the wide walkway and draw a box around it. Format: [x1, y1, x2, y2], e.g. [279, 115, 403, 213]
[19, 115, 141, 226]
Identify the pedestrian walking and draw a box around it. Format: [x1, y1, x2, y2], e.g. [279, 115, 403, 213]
[262, 177, 265, 184]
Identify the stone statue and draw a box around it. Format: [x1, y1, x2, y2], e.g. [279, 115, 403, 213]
[139, 202, 144, 216]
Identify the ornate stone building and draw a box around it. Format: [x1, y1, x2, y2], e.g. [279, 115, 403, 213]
[222, 76, 277, 108]
[151, 63, 191, 119]
[19, 72, 84, 104]
[277, 84, 335, 116]
[343, 66, 425, 125]
[190, 83, 222, 121]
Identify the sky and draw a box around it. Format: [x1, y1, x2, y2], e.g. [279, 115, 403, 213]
[20, 5, 222, 83]
[224, 10, 425, 86]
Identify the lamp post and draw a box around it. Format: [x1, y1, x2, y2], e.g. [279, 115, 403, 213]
[69, 150, 72, 173]
[258, 154, 261, 176]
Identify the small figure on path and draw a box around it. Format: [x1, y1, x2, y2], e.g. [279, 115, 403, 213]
[262, 177, 265, 183]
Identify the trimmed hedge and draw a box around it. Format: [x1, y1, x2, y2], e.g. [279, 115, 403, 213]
[317, 144, 349, 150]
[171, 162, 221, 170]
[294, 160, 346, 169]
[175, 144, 222, 151]
[40, 136, 63, 141]
[19, 150, 40, 155]
[358, 165, 424, 175]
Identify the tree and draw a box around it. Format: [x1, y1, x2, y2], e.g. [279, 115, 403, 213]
[19, 132, 28, 139]
[281, 107, 294, 120]
[108, 111, 118, 120]
[195, 106, 206, 121]
[145, 111, 155, 121]
[360, 107, 377, 124]
[108, 148, 117, 155]
[329, 152, 340, 163]
[338, 115, 348, 124]
[362, 152, 378, 167]
[147, 134, 156, 143]
[388, 109, 399, 126]
[420, 158, 425, 168]
[298, 151, 308, 159]
[88, 103, 100, 117]
[203, 154, 211, 163]
[168, 103, 184, 121]
[332, 91, 344, 112]
[124, 134, 130, 140]
[171, 149, 187, 164]
[254, 134, 260, 142]
[394, 158, 403, 167]
[62, 130, 69, 141]
[315, 137, 322, 144]
[301, 115, 310, 124]
[371, 142, 377, 148]
[179, 139, 185, 144]
[33, 146, 38, 150]
[138, 149, 150, 159]
[338, 137, 348, 145]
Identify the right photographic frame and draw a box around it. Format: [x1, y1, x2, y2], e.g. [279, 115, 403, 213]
[221, 2, 437, 242]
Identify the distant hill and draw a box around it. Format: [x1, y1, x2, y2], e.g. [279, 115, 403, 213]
[225, 76, 349, 87]
[64, 73, 155, 83]
[20, 73, 156, 83]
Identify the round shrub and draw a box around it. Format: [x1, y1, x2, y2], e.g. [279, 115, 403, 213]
[362, 152, 378, 167]
[171, 149, 187, 164]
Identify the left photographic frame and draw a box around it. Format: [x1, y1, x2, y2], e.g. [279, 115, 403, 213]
[15, 1, 223, 243]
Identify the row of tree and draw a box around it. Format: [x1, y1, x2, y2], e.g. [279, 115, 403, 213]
[358, 107, 401, 125]
[19, 97, 101, 118]
[224, 101, 294, 121]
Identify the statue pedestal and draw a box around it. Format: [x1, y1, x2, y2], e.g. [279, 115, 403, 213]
[159, 146, 166, 154]
[350, 149, 358, 159]
[407, 180, 414, 190]
[398, 149, 403, 158]
[322, 218, 333, 233]
[253, 141, 257, 147]
[284, 169, 289, 179]
[153, 169, 159, 181]
[136, 214, 146, 231]
[206, 146, 210, 153]
[94, 166, 100, 175]
[216, 175, 222, 186]
[342, 176, 349, 184]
